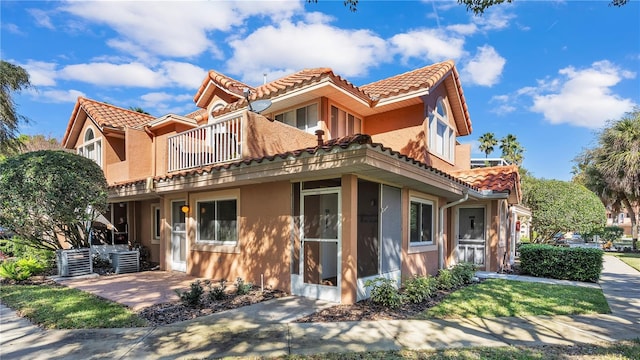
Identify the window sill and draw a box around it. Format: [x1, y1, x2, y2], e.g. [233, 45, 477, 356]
[408, 243, 437, 254]
[193, 241, 240, 253]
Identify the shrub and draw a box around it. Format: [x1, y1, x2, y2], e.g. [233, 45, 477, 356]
[365, 277, 403, 308]
[436, 269, 458, 290]
[16, 257, 46, 275]
[403, 275, 437, 303]
[0, 260, 31, 281]
[519, 244, 603, 282]
[205, 279, 227, 301]
[176, 280, 204, 307]
[450, 262, 477, 285]
[235, 277, 253, 295]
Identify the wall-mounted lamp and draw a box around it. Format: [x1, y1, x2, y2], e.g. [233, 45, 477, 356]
[181, 205, 190, 214]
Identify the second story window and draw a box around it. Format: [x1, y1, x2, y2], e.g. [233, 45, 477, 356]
[428, 98, 455, 163]
[78, 127, 102, 167]
[274, 103, 318, 133]
[330, 105, 362, 139]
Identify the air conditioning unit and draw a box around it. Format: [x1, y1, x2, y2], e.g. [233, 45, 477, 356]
[109, 250, 140, 274]
[56, 248, 93, 277]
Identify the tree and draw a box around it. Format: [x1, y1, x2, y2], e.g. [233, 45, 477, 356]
[0, 134, 62, 160]
[478, 132, 498, 158]
[499, 134, 524, 165]
[0, 150, 108, 251]
[0, 61, 32, 153]
[129, 106, 150, 115]
[576, 108, 640, 249]
[307, 0, 358, 12]
[458, 0, 630, 16]
[522, 178, 606, 242]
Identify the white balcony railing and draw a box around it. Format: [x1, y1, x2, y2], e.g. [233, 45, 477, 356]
[167, 116, 243, 172]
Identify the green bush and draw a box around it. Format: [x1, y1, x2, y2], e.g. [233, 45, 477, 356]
[0, 237, 55, 265]
[0, 260, 31, 280]
[436, 268, 458, 290]
[16, 257, 46, 275]
[176, 280, 204, 307]
[451, 262, 477, 285]
[234, 277, 253, 295]
[403, 275, 437, 303]
[205, 279, 227, 301]
[365, 277, 403, 308]
[519, 244, 603, 282]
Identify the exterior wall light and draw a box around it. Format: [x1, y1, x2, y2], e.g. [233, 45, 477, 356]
[181, 205, 190, 214]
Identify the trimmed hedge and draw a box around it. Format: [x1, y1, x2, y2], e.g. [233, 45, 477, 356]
[519, 244, 603, 282]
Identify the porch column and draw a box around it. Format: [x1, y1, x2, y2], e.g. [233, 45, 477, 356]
[341, 174, 358, 303]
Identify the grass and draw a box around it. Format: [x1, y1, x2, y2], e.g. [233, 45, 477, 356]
[273, 340, 640, 359]
[608, 252, 640, 272]
[421, 279, 610, 319]
[0, 283, 147, 329]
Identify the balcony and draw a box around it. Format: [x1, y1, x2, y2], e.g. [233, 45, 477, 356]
[167, 116, 243, 172]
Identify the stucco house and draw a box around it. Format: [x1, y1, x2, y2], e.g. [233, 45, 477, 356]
[62, 60, 525, 303]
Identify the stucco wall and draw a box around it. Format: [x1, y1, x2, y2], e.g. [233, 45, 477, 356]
[184, 181, 293, 291]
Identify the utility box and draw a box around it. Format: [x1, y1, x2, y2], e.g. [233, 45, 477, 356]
[109, 250, 140, 274]
[56, 248, 93, 277]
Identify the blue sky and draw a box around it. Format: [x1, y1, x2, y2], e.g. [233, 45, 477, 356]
[1, 0, 638, 181]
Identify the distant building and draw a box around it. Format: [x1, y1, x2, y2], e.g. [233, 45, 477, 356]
[470, 158, 510, 169]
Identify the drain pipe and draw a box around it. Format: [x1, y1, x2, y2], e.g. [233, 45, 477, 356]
[438, 190, 469, 270]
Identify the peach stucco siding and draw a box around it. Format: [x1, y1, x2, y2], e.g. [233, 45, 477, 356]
[173, 181, 293, 290]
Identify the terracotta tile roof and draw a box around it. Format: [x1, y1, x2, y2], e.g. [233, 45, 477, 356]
[211, 68, 370, 117]
[109, 134, 477, 191]
[62, 97, 155, 146]
[193, 69, 253, 103]
[450, 165, 521, 201]
[360, 60, 455, 99]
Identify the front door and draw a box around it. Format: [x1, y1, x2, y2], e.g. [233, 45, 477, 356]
[294, 188, 341, 302]
[171, 200, 187, 272]
[457, 207, 486, 266]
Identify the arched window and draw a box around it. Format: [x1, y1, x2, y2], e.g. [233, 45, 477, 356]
[428, 98, 455, 162]
[78, 127, 102, 167]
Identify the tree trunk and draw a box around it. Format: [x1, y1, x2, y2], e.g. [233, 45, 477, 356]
[622, 197, 638, 250]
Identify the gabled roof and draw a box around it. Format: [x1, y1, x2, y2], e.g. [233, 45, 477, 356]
[198, 60, 472, 135]
[62, 97, 155, 146]
[361, 60, 454, 99]
[450, 165, 522, 203]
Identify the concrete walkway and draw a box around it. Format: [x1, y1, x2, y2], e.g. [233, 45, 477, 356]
[2, 255, 639, 359]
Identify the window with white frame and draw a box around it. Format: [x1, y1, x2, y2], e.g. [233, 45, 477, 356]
[409, 198, 434, 245]
[428, 98, 455, 162]
[197, 198, 238, 244]
[151, 204, 161, 243]
[274, 103, 318, 133]
[330, 105, 362, 139]
[77, 127, 102, 167]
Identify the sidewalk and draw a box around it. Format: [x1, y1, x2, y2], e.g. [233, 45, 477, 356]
[2, 255, 639, 359]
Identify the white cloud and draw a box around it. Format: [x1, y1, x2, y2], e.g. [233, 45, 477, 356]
[37, 89, 85, 103]
[490, 95, 516, 115]
[529, 61, 637, 128]
[22, 61, 58, 86]
[59, 62, 164, 87]
[53, 61, 205, 89]
[139, 92, 194, 115]
[472, 8, 515, 31]
[446, 23, 478, 36]
[59, 1, 302, 59]
[160, 62, 208, 89]
[226, 21, 388, 84]
[460, 45, 505, 86]
[2, 23, 24, 35]
[390, 29, 466, 63]
[27, 8, 54, 29]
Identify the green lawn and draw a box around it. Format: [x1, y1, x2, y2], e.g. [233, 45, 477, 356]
[276, 340, 640, 360]
[421, 279, 610, 319]
[0, 283, 147, 329]
[608, 252, 640, 272]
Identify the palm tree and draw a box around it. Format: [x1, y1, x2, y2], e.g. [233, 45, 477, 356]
[500, 134, 524, 165]
[594, 108, 640, 248]
[478, 132, 498, 158]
